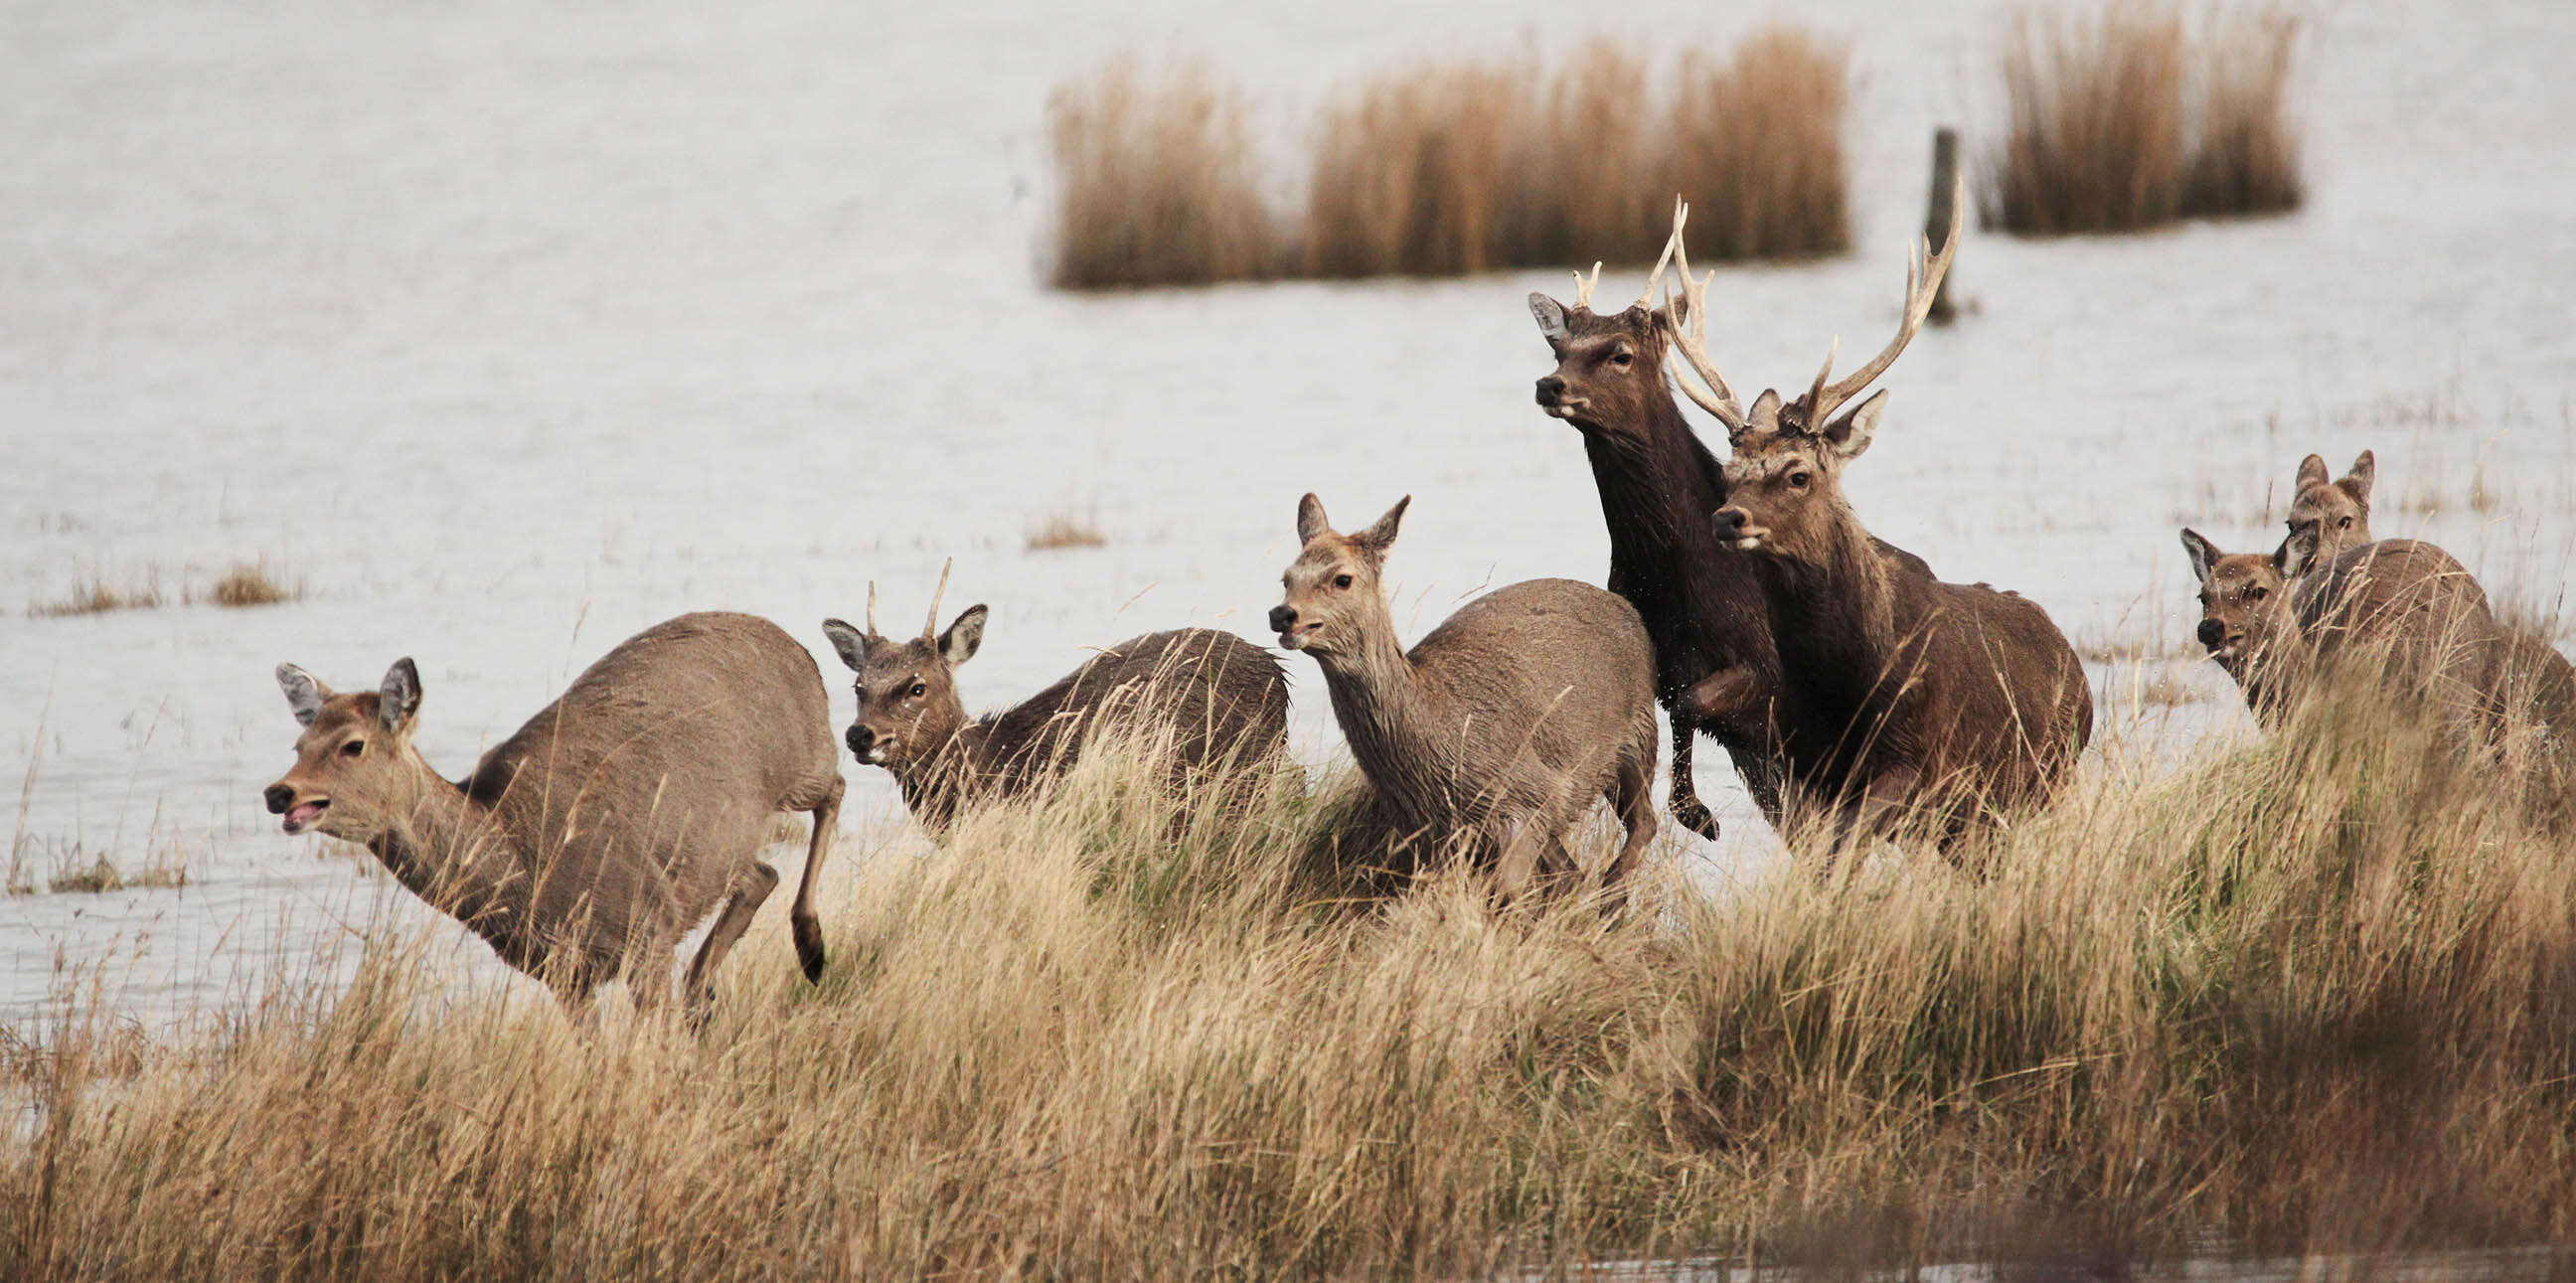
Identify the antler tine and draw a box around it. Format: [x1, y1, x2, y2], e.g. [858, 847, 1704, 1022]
[1807, 170, 1966, 424]
[1633, 196, 1686, 309]
[922, 558, 953, 639]
[1571, 261, 1602, 310]
[1805, 337, 1840, 419]
[1660, 200, 1744, 432]
[866, 581, 880, 637]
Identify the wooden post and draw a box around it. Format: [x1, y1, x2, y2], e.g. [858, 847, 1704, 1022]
[1925, 127, 1960, 325]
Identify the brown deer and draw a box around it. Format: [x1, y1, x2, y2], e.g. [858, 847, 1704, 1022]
[262, 612, 845, 1019]
[1267, 494, 1659, 902]
[1528, 201, 1934, 843]
[2288, 450, 2375, 556]
[2181, 527, 2504, 746]
[1669, 178, 2093, 857]
[819, 563, 1289, 831]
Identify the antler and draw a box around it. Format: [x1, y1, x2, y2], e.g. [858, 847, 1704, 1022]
[1570, 261, 1603, 310]
[922, 558, 953, 638]
[1801, 170, 1964, 426]
[866, 581, 880, 637]
[1656, 197, 1745, 432]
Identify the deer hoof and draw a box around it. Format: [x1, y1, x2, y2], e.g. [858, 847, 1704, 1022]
[1671, 799, 1720, 842]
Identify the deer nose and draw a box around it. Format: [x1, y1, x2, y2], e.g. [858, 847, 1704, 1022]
[1267, 605, 1298, 634]
[1711, 508, 1746, 538]
[1533, 376, 1566, 404]
[2196, 619, 2226, 649]
[263, 783, 295, 814]
[846, 724, 874, 756]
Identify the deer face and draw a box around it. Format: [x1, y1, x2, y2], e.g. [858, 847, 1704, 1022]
[820, 609, 985, 771]
[264, 659, 426, 845]
[1528, 297, 1683, 438]
[1271, 493, 1407, 657]
[1708, 390, 1883, 565]
[2180, 526, 2317, 675]
[2287, 450, 2374, 558]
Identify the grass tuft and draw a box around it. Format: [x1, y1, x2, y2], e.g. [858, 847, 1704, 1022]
[1987, 4, 2302, 236]
[1025, 511, 1108, 552]
[30, 574, 163, 618]
[207, 560, 299, 608]
[1047, 58, 1279, 289]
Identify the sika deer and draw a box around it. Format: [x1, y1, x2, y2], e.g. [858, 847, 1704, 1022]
[1268, 494, 1658, 903]
[1528, 201, 1934, 842]
[1670, 178, 2093, 858]
[262, 612, 845, 1019]
[819, 563, 1289, 831]
[2288, 450, 2375, 557]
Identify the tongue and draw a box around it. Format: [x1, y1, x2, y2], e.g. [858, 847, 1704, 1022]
[283, 803, 325, 834]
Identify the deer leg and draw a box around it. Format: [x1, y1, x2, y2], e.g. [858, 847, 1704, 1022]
[683, 862, 780, 1023]
[1666, 716, 1721, 842]
[1820, 765, 1922, 882]
[1491, 818, 1543, 907]
[1601, 751, 1657, 904]
[787, 778, 844, 984]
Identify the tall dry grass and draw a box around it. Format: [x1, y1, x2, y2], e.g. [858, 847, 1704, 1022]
[1988, 4, 2303, 236]
[9, 696, 2576, 1277]
[1047, 58, 1279, 289]
[1054, 34, 1849, 288]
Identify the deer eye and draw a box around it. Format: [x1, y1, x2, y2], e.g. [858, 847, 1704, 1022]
[2248, 585, 2269, 601]
[907, 681, 926, 699]
[1787, 471, 1811, 489]
[340, 740, 365, 758]
[2337, 517, 2352, 529]
[1608, 350, 1633, 368]
[1333, 573, 1354, 589]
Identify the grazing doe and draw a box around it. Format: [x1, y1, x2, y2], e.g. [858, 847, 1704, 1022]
[1669, 177, 2093, 857]
[820, 563, 1289, 831]
[1528, 201, 1935, 841]
[1268, 494, 1658, 902]
[263, 612, 845, 1019]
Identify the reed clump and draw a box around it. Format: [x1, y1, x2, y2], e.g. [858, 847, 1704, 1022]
[1047, 58, 1280, 289]
[7, 697, 2575, 1277]
[207, 560, 299, 608]
[1988, 4, 2303, 236]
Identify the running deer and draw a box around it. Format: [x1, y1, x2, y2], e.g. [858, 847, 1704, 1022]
[262, 612, 845, 1019]
[1529, 202, 1934, 843]
[1669, 177, 2093, 857]
[1267, 494, 1659, 902]
[819, 563, 1289, 831]
[2180, 527, 2504, 746]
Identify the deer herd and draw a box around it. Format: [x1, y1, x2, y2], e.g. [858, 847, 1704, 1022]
[256, 179, 2574, 1021]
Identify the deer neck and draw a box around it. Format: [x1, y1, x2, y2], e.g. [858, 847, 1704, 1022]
[1579, 393, 1725, 568]
[890, 719, 997, 831]
[1309, 604, 1457, 789]
[1755, 503, 1900, 672]
[368, 754, 531, 942]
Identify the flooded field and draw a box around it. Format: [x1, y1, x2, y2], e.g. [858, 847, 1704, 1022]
[4, 0, 2573, 1029]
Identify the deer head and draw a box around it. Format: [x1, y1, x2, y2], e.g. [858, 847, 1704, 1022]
[262, 657, 429, 844]
[2288, 449, 2374, 557]
[1676, 178, 1963, 564]
[1527, 208, 1691, 439]
[820, 560, 988, 770]
[1269, 493, 1408, 657]
[2180, 524, 2320, 675]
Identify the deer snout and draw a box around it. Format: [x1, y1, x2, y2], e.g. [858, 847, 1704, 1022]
[846, 723, 875, 757]
[264, 782, 294, 814]
[2196, 619, 2228, 650]
[1533, 376, 1581, 416]
[264, 781, 330, 836]
[1711, 507, 1765, 551]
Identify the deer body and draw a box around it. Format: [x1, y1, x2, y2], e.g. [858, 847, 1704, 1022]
[823, 571, 1288, 831]
[263, 612, 846, 1016]
[1270, 495, 1659, 899]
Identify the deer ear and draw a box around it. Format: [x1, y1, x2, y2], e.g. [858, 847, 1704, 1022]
[1353, 495, 1409, 553]
[379, 658, 421, 735]
[939, 605, 988, 666]
[2296, 453, 2330, 493]
[1528, 293, 1569, 343]
[2276, 523, 2322, 578]
[276, 664, 330, 727]
[820, 618, 870, 672]
[1295, 493, 1330, 546]
[1822, 390, 1886, 460]
[2343, 450, 2374, 505]
[1737, 390, 1784, 445]
[2179, 529, 2220, 584]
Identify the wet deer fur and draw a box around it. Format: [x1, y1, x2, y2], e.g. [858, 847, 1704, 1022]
[262, 611, 845, 1017]
[1268, 493, 1659, 901]
[820, 569, 1289, 832]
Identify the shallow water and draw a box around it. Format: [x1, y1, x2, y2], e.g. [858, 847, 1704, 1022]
[4, 0, 2573, 1027]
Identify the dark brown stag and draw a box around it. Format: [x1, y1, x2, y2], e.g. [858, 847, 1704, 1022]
[1529, 203, 1932, 841]
[820, 563, 1291, 831]
[1671, 178, 2093, 856]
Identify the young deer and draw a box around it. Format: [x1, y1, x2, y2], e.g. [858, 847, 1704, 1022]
[819, 563, 1289, 831]
[1528, 200, 1935, 843]
[1268, 494, 1658, 902]
[1668, 177, 2093, 858]
[2181, 526, 2504, 746]
[263, 612, 845, 1019]
[2288, 450, 2375, 556]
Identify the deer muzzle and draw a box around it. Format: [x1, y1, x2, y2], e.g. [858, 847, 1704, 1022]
[264, 781, 330, 835]
[1710, 507, 1767, 552]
